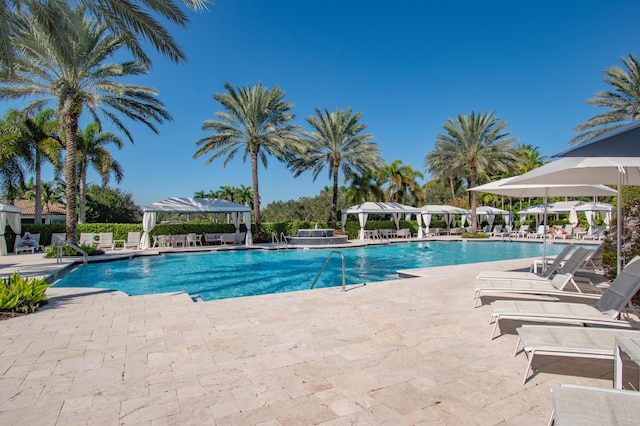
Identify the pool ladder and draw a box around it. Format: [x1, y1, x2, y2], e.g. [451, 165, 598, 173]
[310, 251, 346, 291]
[56, 240, 88, 265]
[271, 232, 288, 249]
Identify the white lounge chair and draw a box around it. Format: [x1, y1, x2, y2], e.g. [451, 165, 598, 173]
[50, 233, 66, 246]
[97, 232, 114, 251]
[79, 233, 96, 247]
[488, 255, 640, 339]
[14, 233, 41, 254]
[124, 232, 141, 249]
[549, 383, 640, 425]
[477, 243, 576, 281]
[511, 224, 530, 238]
[473, 248, 594, 306]
[514, 325, 640, 384]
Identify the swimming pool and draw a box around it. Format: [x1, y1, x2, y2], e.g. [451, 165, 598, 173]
[54, 241, 570, 301]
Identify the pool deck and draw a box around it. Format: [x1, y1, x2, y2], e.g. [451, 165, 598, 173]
[0, 238, 620, 425]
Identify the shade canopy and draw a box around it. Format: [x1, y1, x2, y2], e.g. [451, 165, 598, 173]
[341, 202, 422, 240]
[470, 176, 617, 197]
[143, 197, 251, 213]
[555, 120, 640, 157]
[0, 202, 21, 256]
[418, 205, 470, 231]
[141, 197, 252, 249]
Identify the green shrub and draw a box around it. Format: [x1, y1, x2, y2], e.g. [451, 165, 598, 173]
[463, 232, 489, 238]
[0, 272, 51, 314]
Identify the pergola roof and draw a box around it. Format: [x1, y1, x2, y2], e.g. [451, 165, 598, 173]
[143, 197, 250, 213]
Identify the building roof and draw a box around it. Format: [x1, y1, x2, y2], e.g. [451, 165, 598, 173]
[12, 200, 66, 216]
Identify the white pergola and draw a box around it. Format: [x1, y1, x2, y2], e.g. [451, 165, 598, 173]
[141, 197, 252, 249]
[0, 202, 21, 256]
[341, 202, 422, 240]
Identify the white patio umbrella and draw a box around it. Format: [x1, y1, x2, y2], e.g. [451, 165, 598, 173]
[471, 176, 617, 266]
[509, 157, 640, 273]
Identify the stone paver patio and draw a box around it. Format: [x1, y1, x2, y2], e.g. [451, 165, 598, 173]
[0, 247, 618, 425]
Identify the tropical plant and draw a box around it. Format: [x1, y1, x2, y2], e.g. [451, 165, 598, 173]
[0, 110, 31, 200]
[0, 109, 61, 223]
[0, 0, 210, 71]
[290, 107, 385, 229]
[77, 123, 123, 223]
[516, 143, 547, 174]
[344, 169, 384, 204]
[0, 271, 51, 313]
[194, 82, 304, 234]
[0, 3, 171, 242]
[571, 52, 640, 144]
[233, 184, 254, 208]
[424, 142, 467, 204]
[424, 111, 520, 233]
[379, 159, 425, 205]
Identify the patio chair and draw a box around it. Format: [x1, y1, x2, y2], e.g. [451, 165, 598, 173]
[473, 247, 594, 306]
[50, 233, 66, 247]
[549, 383, 640, 425]
[488, 255, 640, 339]
[234, 232, 246, 245]
[583, 226, 606, 240]
[14, 232, 41, 254]
[79, 233, 96, 247]
[554, 224, 574, 240]
[171, 234, 187, 247]
[220, 233, 236, 245]
[477, 243, 576, 281]
[514, 325, 640, 384]
[97, 232, 114, 251]
[510, 224, 530, 238]
[124, 232, 141, 250]
[186, 233, 202, 247]
[527, 225, 546, 239]
[488, 224, 503, 238]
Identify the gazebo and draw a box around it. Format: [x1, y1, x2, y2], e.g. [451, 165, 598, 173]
[341, 202, 422, 240]
[0, 202, 21, 256]
[141, 198, 252, 249]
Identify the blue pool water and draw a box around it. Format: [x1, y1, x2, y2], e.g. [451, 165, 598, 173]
[54, 241, 569, 301]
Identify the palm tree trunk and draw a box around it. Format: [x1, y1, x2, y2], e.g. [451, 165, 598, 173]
[78, 166, 87, 223]
[34, 154, 42, 224]
[469, 170, 477, 234]
[449, 176, 456, 204]
[63, 111, 79, 244]
[331, 164, 339, 229]
[250, 148, 261, 235]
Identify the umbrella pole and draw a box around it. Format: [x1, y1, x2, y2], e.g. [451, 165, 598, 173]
[542, 189, 548, 272]
[617, 173, 622, 274]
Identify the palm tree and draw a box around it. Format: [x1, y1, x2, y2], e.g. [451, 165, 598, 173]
[516, 143, 547, 174]
[217, 184, 236, 202]
[424, 143, 466, 204]
[379, 159, 424, 205]
[0, 110, 31, 201]
[290, 107, 385, 228]
[233, 185, 254, 209]
[1, 0, 210, 71]
[571, 52, 640, 144]
[344, 169, 384, 204]
[77, 122, 123, 223]
[4, 108, 61, 224]
[193, 189, 206, 198]
[0, 3, 171, 243]
[194, 82, 304, 235]
[425, 111, 520, 233]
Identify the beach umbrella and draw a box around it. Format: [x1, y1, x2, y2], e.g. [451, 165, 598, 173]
[509, 157, 640, 273]
[471, 176, 617, 266]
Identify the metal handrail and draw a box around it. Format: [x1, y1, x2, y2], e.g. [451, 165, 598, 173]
[310, 250, 346, 291]
[280, 232, 288, 248]
[56, 240, 88, 265]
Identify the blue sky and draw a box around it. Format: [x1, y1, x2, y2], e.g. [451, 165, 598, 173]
[5, 0, 640, 207]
